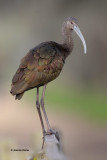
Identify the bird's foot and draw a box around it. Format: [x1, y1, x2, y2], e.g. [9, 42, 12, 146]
[45, 129, 60, 142]
[42, 129, 60, 149]
[45, 129, 55, 135]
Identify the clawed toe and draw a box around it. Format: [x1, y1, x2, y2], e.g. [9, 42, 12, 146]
[45, 129, 55, 135]
[44, 129, 60, 141]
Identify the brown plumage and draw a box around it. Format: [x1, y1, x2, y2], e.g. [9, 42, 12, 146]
[10, 17, 86, 139]
[10, 42, 69, 99]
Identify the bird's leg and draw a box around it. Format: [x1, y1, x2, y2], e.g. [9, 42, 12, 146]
[40, 85, 54, 134]
[36, 87, 46, 138]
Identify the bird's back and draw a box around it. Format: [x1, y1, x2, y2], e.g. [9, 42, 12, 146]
[10, 41, 65, 99]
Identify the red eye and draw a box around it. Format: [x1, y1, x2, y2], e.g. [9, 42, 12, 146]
[71, 21, 73, 24]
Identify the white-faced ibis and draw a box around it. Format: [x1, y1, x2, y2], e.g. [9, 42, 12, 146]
[10, 17, 86, 138]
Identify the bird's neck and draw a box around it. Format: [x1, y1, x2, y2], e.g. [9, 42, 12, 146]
[62, 31, 73, 58]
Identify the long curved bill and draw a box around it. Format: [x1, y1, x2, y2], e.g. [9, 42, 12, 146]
[74, 24, 87, 54]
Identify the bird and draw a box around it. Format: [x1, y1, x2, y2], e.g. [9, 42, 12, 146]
[10, 17, 86, 139]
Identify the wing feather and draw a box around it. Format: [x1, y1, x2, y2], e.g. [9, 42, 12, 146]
[10, 42, 64, 99]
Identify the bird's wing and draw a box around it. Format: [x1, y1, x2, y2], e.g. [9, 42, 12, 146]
[11, 51, 37, 95]
[11, 43, 59, 95]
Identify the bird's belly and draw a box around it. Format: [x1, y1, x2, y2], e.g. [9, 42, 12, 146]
[29, 70, 61, 88]
[28, 56, 64, 88]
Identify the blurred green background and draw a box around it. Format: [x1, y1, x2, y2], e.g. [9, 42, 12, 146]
[0, 0, 107, 160]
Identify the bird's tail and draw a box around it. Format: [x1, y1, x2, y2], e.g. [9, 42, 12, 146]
[10, 89, 24, 100]
[10, 81, 28, 100]
[15, 93, 24, 100]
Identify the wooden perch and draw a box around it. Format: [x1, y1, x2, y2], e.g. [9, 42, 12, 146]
[27, 134, 68, 160]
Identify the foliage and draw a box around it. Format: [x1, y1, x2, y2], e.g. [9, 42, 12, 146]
[25, 84, 107, 123]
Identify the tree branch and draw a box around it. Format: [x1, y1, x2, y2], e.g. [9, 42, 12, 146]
[27, 134, 68, 160]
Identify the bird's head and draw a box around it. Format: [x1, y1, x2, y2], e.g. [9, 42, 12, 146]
[62, 17, 87, 54]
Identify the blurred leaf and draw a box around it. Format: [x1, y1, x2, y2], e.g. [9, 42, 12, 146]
[25, 85, 107, 123]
